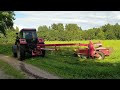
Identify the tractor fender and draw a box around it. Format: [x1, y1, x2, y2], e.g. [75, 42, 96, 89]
[12, 45, 17, 53]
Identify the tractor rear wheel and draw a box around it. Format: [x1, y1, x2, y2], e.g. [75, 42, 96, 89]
[17, 44, 25, 61]
[13, 53, 17, 57]
[95, 51, 105, 60]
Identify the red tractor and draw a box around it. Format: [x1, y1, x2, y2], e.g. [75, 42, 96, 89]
[12, 28, 111, 61]
[12, 28, 45, 61]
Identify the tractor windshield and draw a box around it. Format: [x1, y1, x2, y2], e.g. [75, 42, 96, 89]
[23, 31, 37, 39]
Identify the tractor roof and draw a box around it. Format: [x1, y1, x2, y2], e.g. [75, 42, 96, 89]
[20, 28, 36, 31]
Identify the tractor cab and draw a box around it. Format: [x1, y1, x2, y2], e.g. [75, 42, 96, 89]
[19, 28, 38, 43]
[12, 28, 45, 61]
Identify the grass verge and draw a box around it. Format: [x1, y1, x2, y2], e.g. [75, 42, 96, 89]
[0, 60, 26, 79]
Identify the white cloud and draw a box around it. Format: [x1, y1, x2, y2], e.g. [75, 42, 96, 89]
[51, 18, 89, 23]
[14, 24, 29, 30]
[14, 11, 120, 30]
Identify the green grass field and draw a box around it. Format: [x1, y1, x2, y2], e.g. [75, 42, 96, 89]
[0, 40, 120, 79]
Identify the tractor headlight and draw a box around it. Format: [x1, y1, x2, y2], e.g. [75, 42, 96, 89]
[19, 39, 27, 44]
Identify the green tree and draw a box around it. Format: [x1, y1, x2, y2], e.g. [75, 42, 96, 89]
[15, 26, 19, 31]
[57, 23, 64, 31]
[101, 23, 111, 32]
[100, 23, 117, 39]
[105, 26, 116, 40]
[50, 23, 65, 41]
[96, 29, 105, 40]
[113, 23, 120, 39]
[0, 11, 15, 36]
[51, 23, 58, 30]
[38, 25, 49, 31]
[37, 25, 50, 40]
[84, 28, 95, 40]
[65, 24, 81, 40]
[56, 23, 64, 40]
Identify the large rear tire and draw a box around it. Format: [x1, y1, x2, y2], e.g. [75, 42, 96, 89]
[17, 43, 25, 61]
[13, 53, 17, 57]
[95, 51, 105, 60]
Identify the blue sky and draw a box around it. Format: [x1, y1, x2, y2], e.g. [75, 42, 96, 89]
[14, 11, 120, 30]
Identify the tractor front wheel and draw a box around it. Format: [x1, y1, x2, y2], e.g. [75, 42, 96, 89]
[95, 51, 105, 60]
[17, 44, 25, 61]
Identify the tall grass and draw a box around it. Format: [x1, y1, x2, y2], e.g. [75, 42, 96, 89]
[26, 40, 120, 79]
[0, 40, 120, 79]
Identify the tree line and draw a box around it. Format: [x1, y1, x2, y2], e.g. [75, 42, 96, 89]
[37, 23, 120, 41]
[1, 23, 120, 43]
[1, 11, 120, 42]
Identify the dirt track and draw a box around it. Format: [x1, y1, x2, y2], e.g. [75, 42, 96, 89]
[0, 54, 60, 79]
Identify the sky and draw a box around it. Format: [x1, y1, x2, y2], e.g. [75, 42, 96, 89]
[14, 11, 120, 30]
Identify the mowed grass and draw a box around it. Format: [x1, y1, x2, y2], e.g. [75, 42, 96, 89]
[0, 60, 26, 79]
[0, 40, 120, 79]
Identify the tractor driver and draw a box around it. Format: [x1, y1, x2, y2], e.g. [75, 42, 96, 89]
[25, 32, 33, 39]
[25, 32, 37, 49]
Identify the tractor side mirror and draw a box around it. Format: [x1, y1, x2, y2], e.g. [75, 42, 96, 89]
[16, 33, 19, 39]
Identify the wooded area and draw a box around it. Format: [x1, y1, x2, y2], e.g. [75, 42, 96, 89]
[37, 23, 120, 41]
[0, 11, 120, 41]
